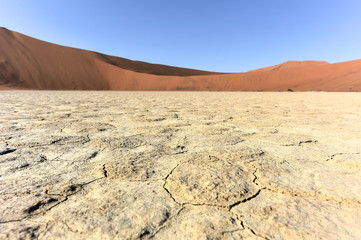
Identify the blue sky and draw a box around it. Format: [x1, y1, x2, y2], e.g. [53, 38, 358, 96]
[1, 0, 361, 72]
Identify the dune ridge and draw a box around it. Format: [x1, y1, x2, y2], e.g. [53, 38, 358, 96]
[0, 27, 360, 91]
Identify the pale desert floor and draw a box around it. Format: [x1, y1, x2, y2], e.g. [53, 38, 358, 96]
[0, 91, 360, 240]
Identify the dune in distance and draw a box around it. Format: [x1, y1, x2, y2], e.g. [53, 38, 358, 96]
[1, 27, 361, 91]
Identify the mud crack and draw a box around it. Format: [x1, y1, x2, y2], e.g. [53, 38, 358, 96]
[148, 207, 185, 239]
[0, 177, 107, 225]
[228, 209, 271, 240]
[102, 164, 108, 178]
[162, 164, 181, 206]
[326, 152, 360, 161]
[243, 222, 271, 240]
[0, 148, 16, 155]
[228, 189, 263, 210]
[252, 168, 260, 186]
[298, 140, 318, 146]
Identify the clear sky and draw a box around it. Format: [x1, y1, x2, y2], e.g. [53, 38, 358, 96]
[1, 0, 361, 72]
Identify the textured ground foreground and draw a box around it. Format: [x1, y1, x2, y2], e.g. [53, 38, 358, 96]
[0, 91, 360, 240]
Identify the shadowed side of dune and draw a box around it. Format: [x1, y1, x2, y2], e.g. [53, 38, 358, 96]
[94, 53, 220, 76]
[0, 27, 361, 91]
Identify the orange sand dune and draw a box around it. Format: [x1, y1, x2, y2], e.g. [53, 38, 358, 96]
[1, 27, 360, 91]
[249, 60, 329, 72]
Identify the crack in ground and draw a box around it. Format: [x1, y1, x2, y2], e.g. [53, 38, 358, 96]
[264, 186, 361, 205]
[0, 218, 26, 224]
[243, 223, 271, 240]
[283, 140, 318, 147]
[225, 212, 271, 240]
[157, 159, 267, 239]
[162, 159, 266, 209]
[148, 207, 185, 239]
[27, 134, 91, 148]
[228, 166, 272, 239]
[162, 164, 182, 206]
[46, 177, 104, 197]
[0, 177, 105, 225]
[227, 164, 266, 210]
[228, 189, 264, 210]
[48, 148, 105, 162]
[252, 169, 260, 186]
[83, 134, 91, 145]
[8, 155, 48, 174]
[183, 202, 229, 210]
[102, 164, 108, 178]
[62, 220, 78, 234]
[35, 177, 105, 214]
[326, 152, 360, 161]
[228, 209, 271, 240]
[220, 228, 243, 237]
[0, 148, 16, 155]
[298, 140, 318, 146]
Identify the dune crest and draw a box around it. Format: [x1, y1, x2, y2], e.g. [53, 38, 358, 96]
[0, 27, 360, 91]
[250, 60, 329, 72]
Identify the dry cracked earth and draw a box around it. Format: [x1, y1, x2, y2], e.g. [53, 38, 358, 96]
[0, 91, 360, 240]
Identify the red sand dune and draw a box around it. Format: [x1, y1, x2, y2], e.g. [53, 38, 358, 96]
[1, 27, 360, 91]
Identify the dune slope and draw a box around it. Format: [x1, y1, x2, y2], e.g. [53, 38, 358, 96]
[0, 27, 360, 91]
